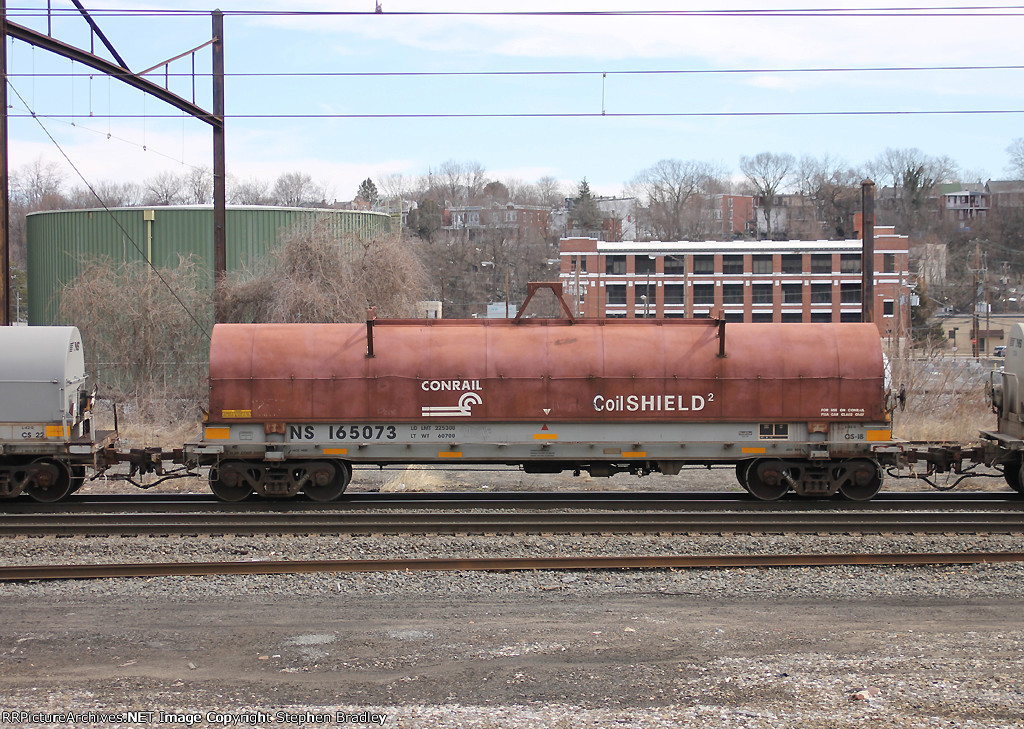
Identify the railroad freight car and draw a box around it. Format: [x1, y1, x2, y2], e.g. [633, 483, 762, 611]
[983, 321, 1024, 493]
[185, 315, 898, 502]
[0, 326, 115, 501]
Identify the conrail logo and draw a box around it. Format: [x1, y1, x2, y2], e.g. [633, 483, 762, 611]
[421, 380, 483, 417]
[421, 379, 482, 392]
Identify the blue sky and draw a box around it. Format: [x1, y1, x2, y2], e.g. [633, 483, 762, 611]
[6, 1, 1024, 202]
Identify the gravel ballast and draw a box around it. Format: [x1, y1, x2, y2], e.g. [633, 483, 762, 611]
[1, 531, 1023, 728]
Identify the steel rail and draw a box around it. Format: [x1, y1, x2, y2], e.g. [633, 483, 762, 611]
[2, 510, 1024, 536]
[2, 551, 1023, 582]
[3, 490, 1021, 515]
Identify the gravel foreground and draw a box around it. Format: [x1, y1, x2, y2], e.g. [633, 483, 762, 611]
[0, 531, 1023, 728]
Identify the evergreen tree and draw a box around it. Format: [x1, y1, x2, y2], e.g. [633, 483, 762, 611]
[570, 178, 603, 231]
[356, 177, 379, 206]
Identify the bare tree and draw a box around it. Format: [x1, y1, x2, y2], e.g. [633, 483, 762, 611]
[463, 162, 488, 203]
[143, 171, 185, 206]
[8, 159, 69, 266]
[271, 171, 328, 207]
[66, 180, 145, 208]
[228, 176, 271, 205]
[436, 160, 488, 205]
[535, 176, 565, 207]
[376, 172, 416, 202]
[629, 159, 719, 240]
[500, 178, 535, 204]
[740, 152, 795, 240]
[796, 154, 862, 239]
[867, 148, 958, 234]
[1008, 138, 1024, 178]
[183, 166, 213, 204]
[867, 148, 955, 191]
[10, 157, 65, 208]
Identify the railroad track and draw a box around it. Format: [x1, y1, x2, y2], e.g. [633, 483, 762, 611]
[3, 552, 1024, 582]
[3, 490, 1022, 513]
[2, 491, 1021, 536]
[2, 505, 1024, 536]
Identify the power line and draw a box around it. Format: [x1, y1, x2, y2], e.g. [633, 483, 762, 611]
[6, 5, 1024, 17]
[11, 109, 1024, 120]
[10, 63, 1024, 80]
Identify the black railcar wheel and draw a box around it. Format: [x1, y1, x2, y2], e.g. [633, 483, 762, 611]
[735, 460, 753, 492]
[1005, 460, 1024, 494]
[27, 458, 75, 503]
[836, 458, 883, 501]
[304, 461, 351, 502]
[209, 461, 255, 502]
[744, 460, 789, 501]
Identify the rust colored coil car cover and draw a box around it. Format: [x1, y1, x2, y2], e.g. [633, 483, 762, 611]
[207, 320, 886, 425]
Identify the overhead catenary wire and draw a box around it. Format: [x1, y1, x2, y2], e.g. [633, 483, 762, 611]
[10, 109, 1024, 120]
[10, 63, 1024, 79]
[5, 5, 1024, 17]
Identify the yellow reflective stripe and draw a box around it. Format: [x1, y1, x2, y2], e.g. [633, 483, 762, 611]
[866, 429, 891, 442]
[205, 427, 231, 440]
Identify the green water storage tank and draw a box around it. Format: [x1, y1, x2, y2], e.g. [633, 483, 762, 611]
[26, 205, 392, 324]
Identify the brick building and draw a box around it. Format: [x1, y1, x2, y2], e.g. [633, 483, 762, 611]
[710, 194, 756, 238]
[558, 225, 912, 338]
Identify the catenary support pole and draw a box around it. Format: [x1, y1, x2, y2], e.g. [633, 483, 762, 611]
[861, 179, 875, 324]
[212, 9, 227, 320]
[1, 0, 9, 326]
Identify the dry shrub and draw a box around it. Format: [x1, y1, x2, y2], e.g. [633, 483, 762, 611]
[889, 353, 994, 442]
[379, 467, 449, 492]
[59, 256, 212, 420]
[220, 217, 427, 323]
[92, 398, 202, 450]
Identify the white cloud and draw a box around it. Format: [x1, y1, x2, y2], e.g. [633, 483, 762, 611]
[236, 0, 1024, 71]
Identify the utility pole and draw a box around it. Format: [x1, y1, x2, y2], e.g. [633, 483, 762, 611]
[984, 249, 990, 356]
[971, 242, 981, 358]
[895, 268, 903, 359]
